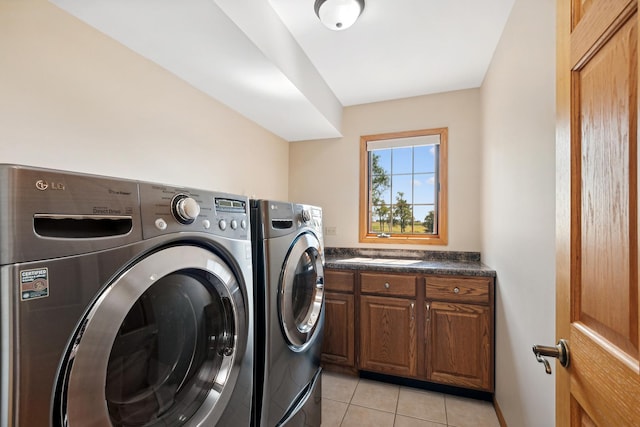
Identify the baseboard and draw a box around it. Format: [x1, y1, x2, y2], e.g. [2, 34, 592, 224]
[320, 362, 359, 377]
[359, 371, 493, 402]
[493, 396, 508, 427]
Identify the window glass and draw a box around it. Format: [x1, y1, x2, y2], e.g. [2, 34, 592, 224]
[414, 145, 436, 173]
[373, 149, 392, 175]
[292, 249, 318, 328]
[414, 173, 436, 204]
[360, 128, 447, 244]
[105, 271, 234, 426]
[391, 147, 413, 174]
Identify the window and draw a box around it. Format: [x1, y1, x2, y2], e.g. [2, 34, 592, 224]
[359, 128, 447, 245]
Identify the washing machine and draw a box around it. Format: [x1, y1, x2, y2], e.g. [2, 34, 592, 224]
[0, 164, 253, 427]
[251, 200, 324, 427]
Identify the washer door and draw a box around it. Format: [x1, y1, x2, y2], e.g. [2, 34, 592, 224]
[57, 245, 247, 427]
[279, 232, 324, 351]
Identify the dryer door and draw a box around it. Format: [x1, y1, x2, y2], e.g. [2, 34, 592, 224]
[56, 245, 247, 427]
[279, 232, 324, 351]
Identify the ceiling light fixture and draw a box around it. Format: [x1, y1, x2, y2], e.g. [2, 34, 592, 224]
[314, 0, 365, 31]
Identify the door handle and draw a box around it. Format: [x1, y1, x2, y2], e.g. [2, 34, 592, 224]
[532, 339, 569, 374]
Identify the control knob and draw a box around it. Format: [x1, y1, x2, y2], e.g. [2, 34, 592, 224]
[301, 209, 311, 223]
[172, 194, 201, 224]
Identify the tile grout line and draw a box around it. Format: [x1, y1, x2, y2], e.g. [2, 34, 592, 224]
[339, 376, 359, 427]
[392, 386, 400, 427]
[444, 394, 449, 427]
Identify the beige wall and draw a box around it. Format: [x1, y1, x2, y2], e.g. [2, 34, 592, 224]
[289, 89, 483, 251]
[481, 0, 556, 425]
[0, 0, 289, 198]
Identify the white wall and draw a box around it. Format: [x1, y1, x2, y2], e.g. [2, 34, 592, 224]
[481, 0, 556, 426]
[0, 0, 289, 199]
[289, 89, 483, 252]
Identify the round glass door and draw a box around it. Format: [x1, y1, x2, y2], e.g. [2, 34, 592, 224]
[279, 232, 324, 351]
[58, 245, 247, 427]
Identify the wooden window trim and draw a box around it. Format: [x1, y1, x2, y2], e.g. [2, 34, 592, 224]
[359, 128, 448, 245]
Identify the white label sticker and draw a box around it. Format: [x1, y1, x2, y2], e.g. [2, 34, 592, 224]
[20, 268, 49, 301]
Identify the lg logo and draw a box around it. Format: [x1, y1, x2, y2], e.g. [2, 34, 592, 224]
[35, 180, 65, 191]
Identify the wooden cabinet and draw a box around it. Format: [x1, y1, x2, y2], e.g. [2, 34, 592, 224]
[360, 294, 417, 377]
[320, 267, 494, 393]
[425, 276, 494, 391]
[426, 302, 492, 390]
[359, 273, 417, 377]
[321, 270, 356, 370]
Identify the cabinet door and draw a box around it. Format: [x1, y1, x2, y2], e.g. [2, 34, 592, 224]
[425, 301, 492, 391]
[321, 291, 355, 367]
[360, 295, 417, 378]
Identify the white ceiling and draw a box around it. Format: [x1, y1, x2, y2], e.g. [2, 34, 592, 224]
[50, 0, 515, 141]
[269, 0, 515, 106]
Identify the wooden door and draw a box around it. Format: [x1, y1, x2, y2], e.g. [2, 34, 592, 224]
[359, 295, 417, 377]
[321, 270, 356, 369]
[426, 302, 492, 391]
[557, 0, 640, 424]
[321, 291, 355, 368]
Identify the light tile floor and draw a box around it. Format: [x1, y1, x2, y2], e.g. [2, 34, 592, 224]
[321, 371, 500, 427]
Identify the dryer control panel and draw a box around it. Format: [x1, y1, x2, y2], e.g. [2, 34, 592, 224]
[139, 183, 249, 240]
[0, 164, 143, 264]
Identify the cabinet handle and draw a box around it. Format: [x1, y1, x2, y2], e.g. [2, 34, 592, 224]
[384, 282, 390, 289]
[426, 303, 431, 321]
[453, 287, 460, 294]
[410, 302, 415, 319]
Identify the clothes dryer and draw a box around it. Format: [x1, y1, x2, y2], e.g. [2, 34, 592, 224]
[0, 165, 253, 427]
[251, 200, 324, 427]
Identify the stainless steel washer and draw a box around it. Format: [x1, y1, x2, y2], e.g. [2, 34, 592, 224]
[251, 200, 324, 427]
[0, 164, 253, 427]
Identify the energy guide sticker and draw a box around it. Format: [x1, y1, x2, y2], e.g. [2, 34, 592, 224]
[20, 268, 49, 301]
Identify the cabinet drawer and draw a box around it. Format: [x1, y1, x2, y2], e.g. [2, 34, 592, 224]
[324, 270, 355, 293]
[425, 276, 491, 304]
[361, 273, 416, 297]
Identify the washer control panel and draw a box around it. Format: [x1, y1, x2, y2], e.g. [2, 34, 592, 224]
[139, 183, 249, 240]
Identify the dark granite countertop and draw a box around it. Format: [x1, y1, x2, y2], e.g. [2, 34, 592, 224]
[324, 248, 496, 278]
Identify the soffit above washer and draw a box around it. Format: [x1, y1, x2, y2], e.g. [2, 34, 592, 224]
[49, 0, 515, 142]
[50, 0, 343, 142]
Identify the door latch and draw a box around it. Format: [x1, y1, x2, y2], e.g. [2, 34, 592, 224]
[532, 339, 569, 374]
